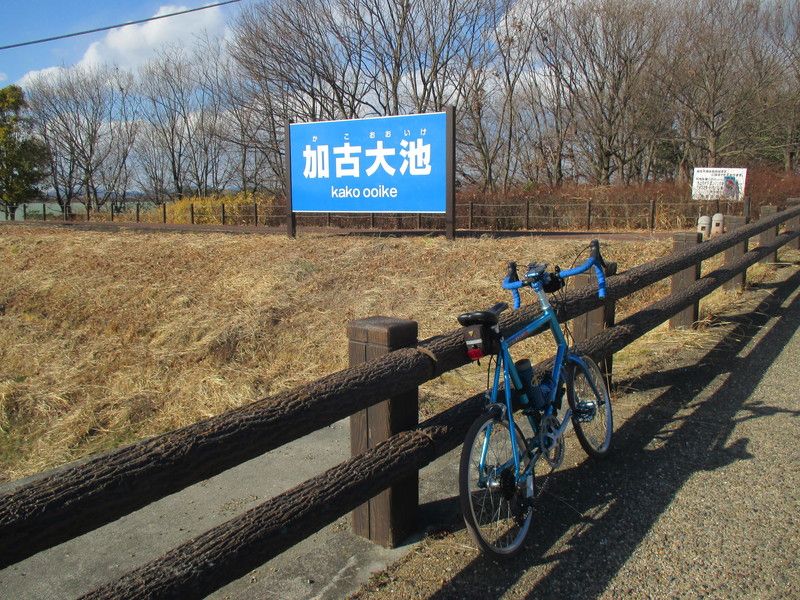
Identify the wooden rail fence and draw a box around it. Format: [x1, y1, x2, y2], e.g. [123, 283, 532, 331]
[2, 196, 761, 234]
[1, 201, 799, 599]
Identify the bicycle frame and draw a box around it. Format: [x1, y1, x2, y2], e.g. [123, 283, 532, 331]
[479, 272, 600, 485]
[461, 241, 611, 557]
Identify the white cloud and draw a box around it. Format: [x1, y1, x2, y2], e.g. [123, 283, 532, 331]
[20, 4, 227, 84]
[0, 72, 7, 83]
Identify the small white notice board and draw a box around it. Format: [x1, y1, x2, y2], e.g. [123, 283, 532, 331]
[691, 168, 747, 202]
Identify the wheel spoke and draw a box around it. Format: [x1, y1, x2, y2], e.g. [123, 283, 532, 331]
[460, 416, 533, 557]
[569, 357, 613, 457]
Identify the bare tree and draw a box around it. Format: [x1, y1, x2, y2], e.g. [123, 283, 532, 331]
[768, 0, 800, 173]
[26, 79, 81, 211]
[457, 0, 543, 191]
[138, 48, 195, 200]
[539, 0, 666, 184]
[665, 0, 780, 169]
[214, 54, 276, 194]
[25, 66, 137, 214]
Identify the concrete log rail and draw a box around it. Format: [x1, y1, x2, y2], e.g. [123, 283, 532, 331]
[81, 227, 800, 600]
[1, 204, 799, 567]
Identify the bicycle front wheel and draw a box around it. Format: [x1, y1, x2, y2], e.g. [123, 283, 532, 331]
[459, 413, 532, 558]
[567, 355, 613, 457]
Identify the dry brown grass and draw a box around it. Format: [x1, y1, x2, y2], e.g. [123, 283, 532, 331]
[0, 228, 673, 480]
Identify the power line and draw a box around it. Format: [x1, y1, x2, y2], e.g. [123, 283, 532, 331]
[0, 0, 243, 51]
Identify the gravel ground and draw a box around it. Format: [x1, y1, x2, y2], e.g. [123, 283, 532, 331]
[353, 261, 800, 599]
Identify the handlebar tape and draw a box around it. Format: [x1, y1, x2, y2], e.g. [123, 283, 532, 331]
[512, 289, 521, 309]
[502, 276, 523, 309]
[593, 264, 606, 299]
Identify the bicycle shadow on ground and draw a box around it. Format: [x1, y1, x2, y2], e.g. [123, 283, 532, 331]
[422, 266, 800, 600]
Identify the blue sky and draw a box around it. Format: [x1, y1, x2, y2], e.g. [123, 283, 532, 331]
[0, 1, 248, 85]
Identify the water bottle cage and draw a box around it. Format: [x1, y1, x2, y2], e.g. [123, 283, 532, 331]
[533, 375, 565, 411]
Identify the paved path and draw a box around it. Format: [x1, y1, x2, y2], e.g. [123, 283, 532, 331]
[1, 265, 798, 599]
[357, 262, 800, 599]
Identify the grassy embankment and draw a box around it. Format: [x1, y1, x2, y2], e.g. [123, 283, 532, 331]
[0, 227, 774, 481]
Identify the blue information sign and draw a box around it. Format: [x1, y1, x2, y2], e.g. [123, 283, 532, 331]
[289, 112, 447, 213]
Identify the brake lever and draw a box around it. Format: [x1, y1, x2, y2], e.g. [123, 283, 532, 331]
[506, 261, 519, 283]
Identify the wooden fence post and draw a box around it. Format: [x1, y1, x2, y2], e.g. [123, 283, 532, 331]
[445, 105, 456, 240]
[42, 202, 47, 222]
[723, 215, 748, 291]
[525, 199, 530, 230]
[370, 213, 375, 229]
[110, 203, 114, 222]
[586, 200, 592, 231]
[22, 204, 27, 221]
[190, 203, 195, 225]
[416, 213, 421, 230]
[221, 203, 226, 225]
[743, 196, 751, 223]
[759, 205, 778, 264]
[571, 263, 617, 384]
[254, 202, 258, 226]
[348, 317, 419, 548]
[162, 203, 167, 224]
[787, 199, 800, 250]
[649, 199, 656, 230]
[669, 232, 702, 329]
[135, 202, 140, 223]
[469, 201, 474, 230]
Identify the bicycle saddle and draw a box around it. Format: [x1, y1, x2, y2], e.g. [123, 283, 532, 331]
[458, 310, 499, 326]
[457, 302, 508, 327]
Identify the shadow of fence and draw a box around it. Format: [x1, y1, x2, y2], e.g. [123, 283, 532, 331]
[425, 266, 800, 599]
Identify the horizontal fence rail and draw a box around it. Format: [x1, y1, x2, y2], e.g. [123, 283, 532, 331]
[1, 203, 799, 568]
[81, 402, 481, 600]
[82, 220, 800, 600]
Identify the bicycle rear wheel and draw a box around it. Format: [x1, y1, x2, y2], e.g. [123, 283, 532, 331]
[567, 355, 613, 457]
[459, 413, 532, 558]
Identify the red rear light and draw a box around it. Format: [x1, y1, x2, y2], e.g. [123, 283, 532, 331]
[467, 348, 485, 361]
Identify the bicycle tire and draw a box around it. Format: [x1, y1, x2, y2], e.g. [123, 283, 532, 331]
[566, 355, 613, 457]
[459, 412, 533, 558]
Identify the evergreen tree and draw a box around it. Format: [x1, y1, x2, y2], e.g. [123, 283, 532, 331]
[0, 85, 49, 220]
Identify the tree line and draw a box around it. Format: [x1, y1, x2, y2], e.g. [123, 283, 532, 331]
[3, 0, 799, 216]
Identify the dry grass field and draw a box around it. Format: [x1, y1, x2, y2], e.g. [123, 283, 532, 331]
[0, 226, 766, 482]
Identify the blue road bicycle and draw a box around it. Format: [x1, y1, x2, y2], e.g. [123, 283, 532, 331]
[456, 240, 613, 558]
